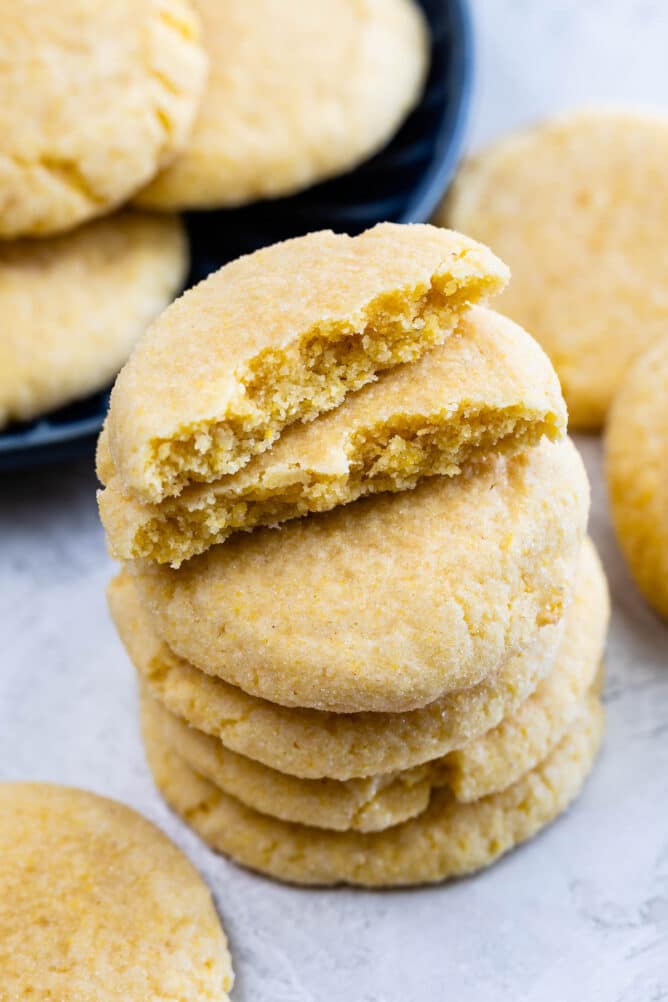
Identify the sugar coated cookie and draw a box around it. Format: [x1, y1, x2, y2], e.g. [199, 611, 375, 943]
[0, 214, 187, 429]
[0, 783, 233, 1000]
[131, 438, 589, 713]
[98, 305, 566, 565]
[442, 108, 668, 428]
[105, 224, 509, 502]
[606, 335, 668, 618]
[0, 0, 206, 237]
[134, 0, 428, 209]
[145, 700, 604, 886]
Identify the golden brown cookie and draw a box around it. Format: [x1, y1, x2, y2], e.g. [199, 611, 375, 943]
[606, 334, 668, 617]
[0, 214, 187, 428]
[98, 305, 566, 565]
[0, 783, 233, 999]
[131, 438, 589, 713]
[134, 0, 428, 209]
[441, 107, 668, 428]
[105, 224, 509, 502]
[0, 0, 206, 237]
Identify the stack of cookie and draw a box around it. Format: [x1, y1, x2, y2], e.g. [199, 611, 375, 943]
[100, 223, 608, 887]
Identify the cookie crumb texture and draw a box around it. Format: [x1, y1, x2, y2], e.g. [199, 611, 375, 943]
[0, 783, 233, 1000]
[105, 224, 509, 503]
[443, 108, 668, 428]
[606, 335, 668, 617]
[99, 306, 566, 565]
[0, 0, 207, 237]
[134, 0, 429, 209]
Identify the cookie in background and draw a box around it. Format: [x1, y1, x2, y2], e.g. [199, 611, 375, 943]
[440, 107, 668, 430]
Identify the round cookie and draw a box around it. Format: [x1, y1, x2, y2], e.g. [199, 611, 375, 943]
[605, 335, 668, 618]
[0, 1, 207, 238]
[441, 108, 668, 429]
[139, 538, 608, 832]
[109, 571, 561, 779]
[145, 700, 605, 887]
[106, 223, 509, 503]
[0, 783, 233, 999]
[0, 214, 188, 429]
[132, 438, 589, 713]
[134, 0, 428, 210]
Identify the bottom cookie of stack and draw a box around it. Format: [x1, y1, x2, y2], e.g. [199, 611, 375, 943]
[137, 539, 608, 886]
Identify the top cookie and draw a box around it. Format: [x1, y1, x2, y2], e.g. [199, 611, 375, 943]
[134, 0, 428, 209]
[605, 335, 668, 618]
[106, 224, 509, 503]
[0, 783, 233, 1000]
[132, 438, 589, 713]
[98, 305, 566, 565]
[441, 107, 668, 429]
[0, 0, 207, 238]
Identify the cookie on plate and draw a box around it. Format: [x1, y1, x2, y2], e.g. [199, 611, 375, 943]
[441, 108, 668, 428]
[98, 305, 566, 565]
[0, 0, 206, 237]
[105, 224, 509, 503]
[138, 537, 608, 832]
[144, 697, 605, 886]
[131, 438, 589, 713]
[606, 335, 668, 618]
[0, 213, 187, 429]
[134, 0, 428, 209]
[0, 783, 233, 1000]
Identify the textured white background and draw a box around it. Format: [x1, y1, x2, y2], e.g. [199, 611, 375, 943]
[2, 2, 668, 999]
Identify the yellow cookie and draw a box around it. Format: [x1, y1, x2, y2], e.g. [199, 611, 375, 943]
[441, 107, 668, 428]
[0, 214, 187, 429]
[606, 335, 668, 617]
[134, 0, 428, 210]
[0, 783, 233, 1000]
[131, 438, 589, 713]
[109, 572, 560, 779]
[138, 538, 608, 832]
[0, 1, 207, 238]
[145, 699, 605, 886]
[106, 224, 509, 502]
[98, 305, 566, 565]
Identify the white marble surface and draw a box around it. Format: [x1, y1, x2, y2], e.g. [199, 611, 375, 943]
[2, 2, 668, 999]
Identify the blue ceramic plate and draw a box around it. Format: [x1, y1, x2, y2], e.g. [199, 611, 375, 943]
[0, 0, 472, 472]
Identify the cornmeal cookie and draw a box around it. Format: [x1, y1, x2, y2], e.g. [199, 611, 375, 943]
[441, 108, 668, 428]
[105, 224, 509, 503]
[0, 1, 207, 238]
[0, 214, 187, 429]
[145, 700, 605, 886]
[139, 539, 608, 833]
[606, 335, 668, 618]
[109, 572, 561, 780]
[131, 438, 589, 713]
[98, 306, 566, 565]
[0, 783, 233, 999]
[134, 0, 428, 210]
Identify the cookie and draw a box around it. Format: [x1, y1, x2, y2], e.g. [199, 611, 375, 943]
[441, 108, 668, 428]
[145, 699, 605, 886]
[131, 438, 589, 713]
[606, 335, 668, 618]
[138, 538, 608, 832]
[134, 0, 428, 209]
[105, 224, 509, 502]
[0, 783, 233, 999]
[109, 571, 560, 780]
[0, 214, 188, 429]
[0, 1, 206, 238]
[98, 305, 566, 565]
